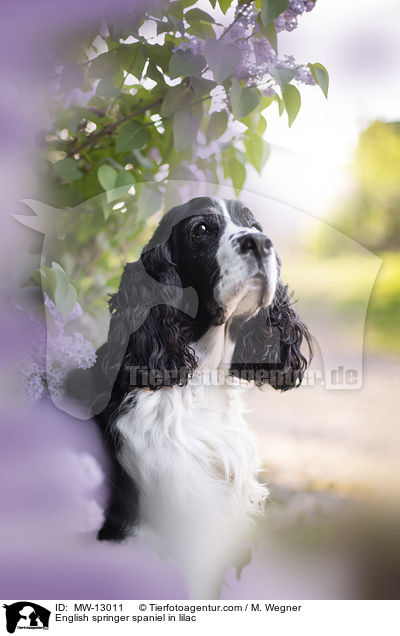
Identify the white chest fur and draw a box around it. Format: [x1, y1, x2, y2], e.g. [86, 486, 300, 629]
[114, 327, 268, 596]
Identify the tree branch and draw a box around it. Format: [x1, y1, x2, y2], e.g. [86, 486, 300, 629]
[219, 1, 252, 40]
[66, 97, 162, 157]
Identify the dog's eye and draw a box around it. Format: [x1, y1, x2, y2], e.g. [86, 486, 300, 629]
[192, 223, 208, 239]
[251, 222, 262, 232]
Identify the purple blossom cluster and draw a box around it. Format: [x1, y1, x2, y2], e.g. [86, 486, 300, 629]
[275, 0, 316, 33]
[225, 1, 317, 88]
[179, 0, 316, 93]
[17, 294, 96, 405]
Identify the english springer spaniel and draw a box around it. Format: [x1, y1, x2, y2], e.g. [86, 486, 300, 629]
[68, 196, 311, 597]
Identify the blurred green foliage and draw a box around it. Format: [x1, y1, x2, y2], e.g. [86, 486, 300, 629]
[290, 253, 400, 353]
[367, 252, 400, 351]
[315, 121, 400, 255]
[31, 0, 325, 322]
[310, 121, 400, 353]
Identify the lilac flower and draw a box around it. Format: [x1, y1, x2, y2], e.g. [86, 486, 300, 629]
[305, 0, 316, 11]
[253, 40, 277, 68]
[24, 365, 46, 404]
[296, 65, 315, 85]
[275, 0, 317, 33]
[17, 310, 47, 403]
[17, 295, 96, 405]
[177, 36, 204, 56]
[174, 1, 317, 93]
[290, 0, 307, 16]
[260, 86, 276, 98]
[224, 0, 317, 88]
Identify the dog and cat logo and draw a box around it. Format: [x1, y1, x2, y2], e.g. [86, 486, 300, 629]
[2, 603, 50, 633]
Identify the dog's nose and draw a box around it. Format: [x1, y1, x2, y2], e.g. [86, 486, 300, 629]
[238, 233, 272, 256]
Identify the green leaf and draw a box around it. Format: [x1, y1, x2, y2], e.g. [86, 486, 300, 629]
[40, 263, 77, 318]
[241, 111, 267, 136]
[230, 79, 260, 119]
[218, 0, 232, 14]
[185, 7, 215, 38]
[261, 140, 271, 168]
[53, 158, 83, 181]
[282, 83, 301, 127]
[115, 170, 135, 185]
[52, 269, 69, 309]
[173, 110, 199, 151]
[261, 0, 289, 26]
[97, 165, 135, 203]
[204, 40, 242, 84]
[190, 76, 217, 98]
[168, 1, 184, 18]
[97, 165, 117, 192]
[161, 85, 192, 117]
[95, 77, 120, 98]
[146, 61, 165, 84]
[185, 8, 215, 22]
[39, 268, 57, 297]
[131, 149, 156, 171]
[145, 42, 175, 73]
[268, 64, 296, 89]
[51, 261, 65, 273]
[259, 21, 277, 52]
[226, 158, 246, 196]
[244, 134, 270, 173]
[169, 50, 206, 79]
[275, 93, 284, 116]
[260, 94, 276, 110]
[56, 277, 77, 319]
[308, 62, 329, 98]
[115, 121, 148, 152]
[97, 165, 117, 190]
[116, 44, 147, 79]
[31, 269, 42, 288]
[206, 110, 228, 142]
[88, 51, 120, 78]
[157, 17, 185, 36]
[187, 20, 215, 39]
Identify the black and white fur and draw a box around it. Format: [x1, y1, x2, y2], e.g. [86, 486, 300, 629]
[68, 197, 311, 597]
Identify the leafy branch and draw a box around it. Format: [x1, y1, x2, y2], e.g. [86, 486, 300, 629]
[66, 98, 163, 157]
[38, 0, 327, 318]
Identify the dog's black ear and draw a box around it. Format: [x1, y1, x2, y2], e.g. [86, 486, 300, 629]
[230, 281, 312, 391]
[66, 240, 198, 416]
[99, 241, 198, 393]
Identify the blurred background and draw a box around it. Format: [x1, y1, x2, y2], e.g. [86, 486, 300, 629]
[0, 0, 399, 600]
[236, 0, 400, 599]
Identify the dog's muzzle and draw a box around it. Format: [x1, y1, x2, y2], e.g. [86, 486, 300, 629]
[237, 232, 272, 258]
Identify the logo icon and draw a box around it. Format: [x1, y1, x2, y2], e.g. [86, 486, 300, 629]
[2, 602, 50, 633]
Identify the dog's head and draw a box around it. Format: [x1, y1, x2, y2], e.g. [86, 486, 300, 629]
[95, 197, 311, 394]
[60, 196, 311, 418]
[142, 197, 278, 327]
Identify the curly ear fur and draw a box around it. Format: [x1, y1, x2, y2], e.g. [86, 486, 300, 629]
[66, 239, 199, 419]
[99, 242, 198, 392]
[230, 281, 312, 391]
